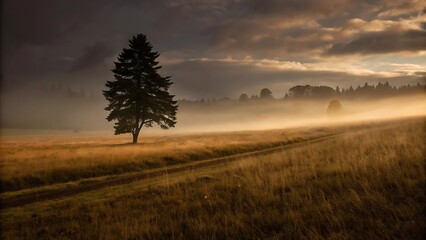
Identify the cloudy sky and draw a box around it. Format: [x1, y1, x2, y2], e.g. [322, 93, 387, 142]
[1, 0, 425, 99]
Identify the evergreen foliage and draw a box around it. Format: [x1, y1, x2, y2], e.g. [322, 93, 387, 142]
[103, 34, 178, 143]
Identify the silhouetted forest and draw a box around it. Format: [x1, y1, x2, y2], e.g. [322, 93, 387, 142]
[3, 81, 424, 109]
[2, 81, 102, 102]
[180, 82, 425, 106]
[284, 82, 425, 100]
[1, 82, 105, 130]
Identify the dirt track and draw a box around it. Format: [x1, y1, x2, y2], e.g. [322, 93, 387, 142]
[0, 134, 339, 210]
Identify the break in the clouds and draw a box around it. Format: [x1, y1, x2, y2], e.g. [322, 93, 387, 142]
[1, 0, 425, 99]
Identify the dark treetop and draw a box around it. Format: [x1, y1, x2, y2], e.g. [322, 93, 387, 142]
[103, 34, 178, 143]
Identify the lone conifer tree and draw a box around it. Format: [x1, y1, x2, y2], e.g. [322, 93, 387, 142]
[103, 34, 178, 143]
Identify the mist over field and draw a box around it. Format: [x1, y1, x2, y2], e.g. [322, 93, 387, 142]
[1, 85, 425, 134]
[177, 94, 426, 132]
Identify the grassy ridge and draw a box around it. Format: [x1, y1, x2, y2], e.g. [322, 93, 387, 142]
[1, 118, 424, 239]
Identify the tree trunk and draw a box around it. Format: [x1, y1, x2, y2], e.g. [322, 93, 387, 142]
[132, 130, 140, 144]
[132, 119, 144, 144]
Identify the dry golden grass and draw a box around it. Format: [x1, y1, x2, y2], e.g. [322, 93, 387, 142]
[0, 117, 424, 239]
[0, 126, 335, 192]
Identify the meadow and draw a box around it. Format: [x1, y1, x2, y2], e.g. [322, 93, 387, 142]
[0, 117, 424, 239]
[0, 126, 342, 193]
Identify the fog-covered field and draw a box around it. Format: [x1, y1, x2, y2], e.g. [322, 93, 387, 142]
[1, 117, 424, 239]
[2, 89, 425, 133]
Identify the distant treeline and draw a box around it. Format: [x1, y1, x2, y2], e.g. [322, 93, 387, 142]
[179, 82, 425, 105]
[2, 81, 102, 102]
[2, 80, 425, 105]
[284, 82, 425, 100]
[1, 82, 105, 130]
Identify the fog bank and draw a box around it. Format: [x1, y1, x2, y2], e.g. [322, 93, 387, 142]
[1, 86, 425, 135]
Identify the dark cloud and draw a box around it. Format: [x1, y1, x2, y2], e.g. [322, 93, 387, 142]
[208, 22, 335, 57]
[0, 0, 175, 81]
[207, 0, 425, 57]
[326, 29, 426, 55]
[244, 0, 353, 19]
[71, 42, 114, 71]
[1, 0, 111, 48]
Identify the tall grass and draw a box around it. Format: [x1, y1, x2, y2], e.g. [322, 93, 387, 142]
[1, 118, 424, 239]
[0, 126, 332, 192]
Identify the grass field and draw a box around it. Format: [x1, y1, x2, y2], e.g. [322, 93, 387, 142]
[0, 124, 341, 192]
[0, 117, 424, 239]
